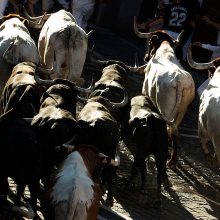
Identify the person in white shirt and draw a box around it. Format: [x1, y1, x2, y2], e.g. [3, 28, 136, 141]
[193, 16, 220, 60]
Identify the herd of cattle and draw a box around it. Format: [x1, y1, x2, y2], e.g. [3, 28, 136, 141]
[0, 8, 219, 220]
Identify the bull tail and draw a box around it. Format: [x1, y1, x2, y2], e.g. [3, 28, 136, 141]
[162, 79, 183, 125]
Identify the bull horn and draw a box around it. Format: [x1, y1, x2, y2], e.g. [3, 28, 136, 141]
[173, 30, 184, 49]
[76, 95, 88, 103]
[134, 16, 151, 39]
[25, 12, 48, 29]
[75, 75, 95, 94]
[187, 44, 215, 70]
[22, 6, 51, 22]
[87, 30, 93, 37]
[110, 88, 128, 108]
[88, 51, 138, 72]
[34, 69, 56, 86]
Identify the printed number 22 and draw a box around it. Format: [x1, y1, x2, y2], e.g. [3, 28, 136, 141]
[169, 12, 186, 27]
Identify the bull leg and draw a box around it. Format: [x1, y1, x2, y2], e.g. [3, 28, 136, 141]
[155, 154, 172, 207]
[167, 134, 179, 168]
[102, 166, 116, 207]
[139, 160, 147, 195]
[200, 137, 210, 156]
[0, 176, 9, 199]
[28, 178, 40, 218]
[15, 183, 26, 206]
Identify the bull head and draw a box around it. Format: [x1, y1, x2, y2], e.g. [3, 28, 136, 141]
[134, 16, 183, 62]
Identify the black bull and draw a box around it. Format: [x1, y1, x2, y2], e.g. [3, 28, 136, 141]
[0, 62, 46, 217]
[77, 63, 129, 206]
[31, 76, 94, 188]
[121, 95, 172, 203]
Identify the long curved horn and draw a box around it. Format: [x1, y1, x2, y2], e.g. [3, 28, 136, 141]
[134, 16, 151, 39]
[24, 12, 48, 29]
[88, 52, 138, 72]
[22, 6, 51, 22]
[87, 30, 93, 37]
[34, 69, 56, 86]
[75, 75, 95, 94]
[187, 44, 215, 70]
[109, 88, 129, 108]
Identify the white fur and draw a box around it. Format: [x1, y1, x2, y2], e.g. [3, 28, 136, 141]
[142, 42, 195, 131]
[50, 151, 94, 220]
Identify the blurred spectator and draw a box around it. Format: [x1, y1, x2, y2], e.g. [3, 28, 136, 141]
[71, 0, 95, 30]
[42, 0, 70, 13]
[0, 0, 9, 17]
[193, 16, 220, 60]
[4, 0, 22, 15]
[5, 0, 36, 16]
[137, 0, 201, 61]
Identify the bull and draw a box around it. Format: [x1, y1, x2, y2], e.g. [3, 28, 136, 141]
[0, 16, 40, 93]
[133, 18, 195, 166]
[0, 62, 46, 219]
[121, 95, 171, 205]
[187, 46, 220, 164]
[40, 144, 104, 220]
[31, 74, 95, 188]
[37, 9, 92, 85]
[77, 89, 128, 206]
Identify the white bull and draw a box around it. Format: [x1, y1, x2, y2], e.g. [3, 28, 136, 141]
[38, 9, 92, 85]
[142, 40, 195, 132]
[198, 66, 220, 164]
[0, 17, 39, 93]
[187, 45, 220, 164]
[134, 18, 195, 165]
